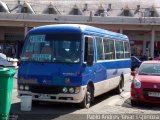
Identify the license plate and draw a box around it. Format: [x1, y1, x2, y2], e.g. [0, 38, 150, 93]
[148, 92, 160, 97]
[39, 94, 49, 99]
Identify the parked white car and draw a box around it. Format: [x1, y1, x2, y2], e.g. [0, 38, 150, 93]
[0, 53, 15, 68]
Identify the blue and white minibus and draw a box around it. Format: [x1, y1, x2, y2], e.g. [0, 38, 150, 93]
[18, 24, 131, 108]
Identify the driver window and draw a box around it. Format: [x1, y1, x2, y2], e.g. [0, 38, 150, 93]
[84, 37, 94, 62]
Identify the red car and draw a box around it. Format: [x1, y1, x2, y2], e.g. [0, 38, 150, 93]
[131, 60, 160, 105]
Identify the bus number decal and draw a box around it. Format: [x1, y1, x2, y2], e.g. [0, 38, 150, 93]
[29, 35, 45, 42]
[32, 54, 51, 61]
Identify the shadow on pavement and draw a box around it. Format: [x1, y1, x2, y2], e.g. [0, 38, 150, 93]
[92, 90, 116, 106]
[122, 98, 160, 112]
[10, 102, 82, 120]
[10, 91, 116, 120]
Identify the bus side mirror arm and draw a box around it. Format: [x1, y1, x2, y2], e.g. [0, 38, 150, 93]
[87, 55, 93, 66]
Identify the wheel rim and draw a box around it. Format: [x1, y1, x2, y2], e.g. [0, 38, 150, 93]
[119, 77, 123, 93]
[119, 85, 123, 93]
[86, 91, 91, 108]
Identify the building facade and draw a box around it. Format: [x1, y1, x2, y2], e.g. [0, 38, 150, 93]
[0, 0, 160, 58]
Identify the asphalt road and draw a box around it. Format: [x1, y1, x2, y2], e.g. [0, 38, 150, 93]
[10, 74, 160, 120]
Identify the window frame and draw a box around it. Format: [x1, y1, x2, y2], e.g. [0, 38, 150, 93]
[115, 40, 125, 59]
[103, 37, 115, 60]
[84, 35, 94, 62]
[95, 36, 104, 61]
[123, 41, 131, 58]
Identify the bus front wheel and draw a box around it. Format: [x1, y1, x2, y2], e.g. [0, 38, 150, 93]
[80, 86, 92, 109]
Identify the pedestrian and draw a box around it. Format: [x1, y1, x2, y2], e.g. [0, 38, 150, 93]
[140, 52, 148, 61]
[12, 47, 16, 58]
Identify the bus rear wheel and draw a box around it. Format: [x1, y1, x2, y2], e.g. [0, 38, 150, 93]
[80, 86, 92, 109]
[114, 76, 124, 94]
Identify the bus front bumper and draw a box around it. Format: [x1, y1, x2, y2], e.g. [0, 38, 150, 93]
[17, 87, 86, 103]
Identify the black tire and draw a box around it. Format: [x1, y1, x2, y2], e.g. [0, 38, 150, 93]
[114, 76, 123, 94]
[32, 100, 40, 106]
[131, 100, 138, 106]
[80, 86, 92, 109]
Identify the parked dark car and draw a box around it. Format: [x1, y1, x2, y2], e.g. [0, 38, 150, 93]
[131, 56, 142, 71]
[154, 56, 160, 60]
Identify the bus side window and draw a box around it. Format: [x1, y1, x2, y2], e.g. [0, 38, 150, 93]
[96, 37, 103, 60]
[84, 37, 94, 62]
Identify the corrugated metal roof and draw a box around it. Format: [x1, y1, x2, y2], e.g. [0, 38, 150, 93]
[1, 0, 160, 17]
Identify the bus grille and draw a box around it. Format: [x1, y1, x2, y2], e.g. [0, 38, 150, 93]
[30, 85, 62, 94]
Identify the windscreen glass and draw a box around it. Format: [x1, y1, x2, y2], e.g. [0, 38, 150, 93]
[21, 33, 81, 63]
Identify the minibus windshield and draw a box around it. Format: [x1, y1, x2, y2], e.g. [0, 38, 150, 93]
[21, 33, 81, 63]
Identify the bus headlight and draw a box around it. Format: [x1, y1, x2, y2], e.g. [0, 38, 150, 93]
[62, 87, 68, 93]
[19, 85, 24, 90]
[24, 85, 29, 90]
[133, 79, 141, 89]
[69, 87, 74, 93]
[62, 87, 80, 94]
[75, 87, 80, 93]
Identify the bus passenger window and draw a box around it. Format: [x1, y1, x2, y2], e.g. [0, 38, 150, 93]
[96, 37, 103, 60]
[115, 41, 124, 59]
[103, 38, 115, 60]
[124, 42, 130, 58]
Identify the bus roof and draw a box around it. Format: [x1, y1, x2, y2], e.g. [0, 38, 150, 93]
[29, 24, 128, 41]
